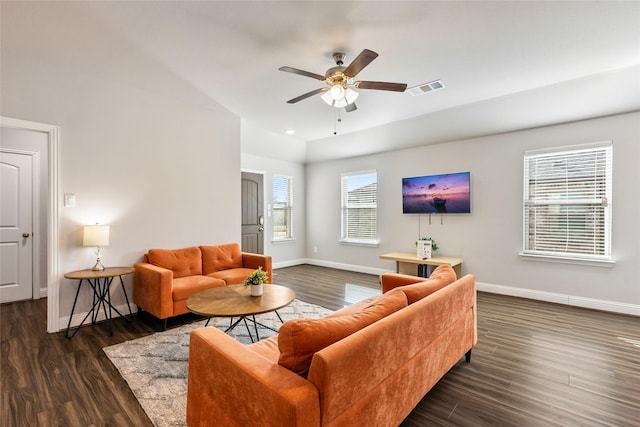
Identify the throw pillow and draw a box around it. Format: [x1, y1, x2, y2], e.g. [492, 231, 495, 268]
[397, 264, 457, 304]
[278, 289, 408, 375]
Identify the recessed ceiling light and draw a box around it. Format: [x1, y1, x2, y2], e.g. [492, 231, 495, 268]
[285, 129, 295, 135]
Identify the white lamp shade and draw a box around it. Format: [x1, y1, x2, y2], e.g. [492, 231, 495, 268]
[329, 84, 345, 100]
[83, 225, 110, 247]
[321, 85, 359, 108]
[321, 91, 334, 106]
[345, 88, 359, 104]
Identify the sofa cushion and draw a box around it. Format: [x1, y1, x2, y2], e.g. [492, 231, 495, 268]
[278, 289, 408, 375]
[207, 268, 256, 285]
[147, 246, 202, 278]
[201, 243, 243, 275]
[397, 264, 457, 304]
[172, 275, 226, 301]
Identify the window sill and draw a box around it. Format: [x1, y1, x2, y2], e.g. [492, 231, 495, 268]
[272, 238, 295, 244]
[339, 239, 379, 248]
[518, 253, 615, 268]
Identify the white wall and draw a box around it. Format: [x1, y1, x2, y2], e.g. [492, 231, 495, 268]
[1, 3, 241, 329]
[306, 112, 640, 310]
[241, 122, 307, 266]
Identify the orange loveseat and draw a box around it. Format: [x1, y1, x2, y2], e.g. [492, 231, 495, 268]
[186, 265, 477, 426]
[133, 243, 272, 329]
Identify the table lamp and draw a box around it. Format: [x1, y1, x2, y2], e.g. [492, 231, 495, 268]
[83, 224, 110, 270]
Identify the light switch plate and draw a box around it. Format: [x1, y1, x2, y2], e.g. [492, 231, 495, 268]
[64, 193, 76, 208]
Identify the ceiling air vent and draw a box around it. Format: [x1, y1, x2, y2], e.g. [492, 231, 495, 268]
[408, 79, 445, 96]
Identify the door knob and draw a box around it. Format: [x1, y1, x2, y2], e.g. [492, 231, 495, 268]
[22, 233, 30, 238]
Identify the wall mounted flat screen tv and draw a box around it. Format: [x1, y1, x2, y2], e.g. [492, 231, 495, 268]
[402, 171, 471, 214]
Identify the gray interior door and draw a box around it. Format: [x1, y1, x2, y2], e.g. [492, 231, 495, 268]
[241, 172, 264, 254]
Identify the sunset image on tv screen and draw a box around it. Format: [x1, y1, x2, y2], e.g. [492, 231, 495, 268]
[402, 172, 471, 214]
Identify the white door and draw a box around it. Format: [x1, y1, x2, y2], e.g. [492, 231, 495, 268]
[0, 151, 33, 303]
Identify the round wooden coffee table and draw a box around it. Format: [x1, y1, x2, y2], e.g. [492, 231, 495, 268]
[186, 284, 295, 342]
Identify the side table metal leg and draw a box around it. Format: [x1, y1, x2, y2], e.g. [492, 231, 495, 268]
[90, 279, 100, 324]
[118, 274, 134, 320]
[65, 280, 84, 339]
[105, 277, 115, 336]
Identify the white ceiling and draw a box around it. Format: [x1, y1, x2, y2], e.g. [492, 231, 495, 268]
[3, 1, 640, 162]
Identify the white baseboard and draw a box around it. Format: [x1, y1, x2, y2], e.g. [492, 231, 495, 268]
[39, 287, 47, 298]
[60, 302, 136, 330]
[273, 258, 389, 277]
[477, 281, 640, 316]
[273, 258, 308, 269]
[273, 260, 639, 316]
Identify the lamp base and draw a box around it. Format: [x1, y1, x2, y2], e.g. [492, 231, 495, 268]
[91, 246, 105, 271]
[91, 260, 105, 271]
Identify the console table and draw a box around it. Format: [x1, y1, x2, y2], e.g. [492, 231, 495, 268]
[379, 252, 463, 278]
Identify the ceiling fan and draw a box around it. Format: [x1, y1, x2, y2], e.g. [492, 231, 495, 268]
[279, 49, 407, 112]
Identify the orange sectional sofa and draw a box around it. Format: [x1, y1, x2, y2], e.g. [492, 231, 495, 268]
[186, 265, 477, 426]
[133, 243, 272, 329]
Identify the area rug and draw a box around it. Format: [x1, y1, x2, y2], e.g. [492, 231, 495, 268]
[103, 299, 332, 427]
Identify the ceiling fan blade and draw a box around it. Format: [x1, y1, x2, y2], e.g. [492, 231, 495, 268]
[279, 66, 326, 81]
[286, 87, 327, 104]
[345, 103, 357, 113]
[343, 49, 378, 78]
[357, 81, 407, 92]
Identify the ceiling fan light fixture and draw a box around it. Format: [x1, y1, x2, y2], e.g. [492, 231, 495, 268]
[345, 88, 359, 104]
[321, 90, 334, 106]
[322, 85, 359, 108]
[279, 48, 406, 111]
[333, 98, 348, 108]
[329, 84, 345, 100]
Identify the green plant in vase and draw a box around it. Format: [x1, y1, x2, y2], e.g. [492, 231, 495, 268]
[244, 266, 268, 286]
[244, 266, 268, 296]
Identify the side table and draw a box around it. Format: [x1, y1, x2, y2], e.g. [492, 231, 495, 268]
[64, 266, 134, 338]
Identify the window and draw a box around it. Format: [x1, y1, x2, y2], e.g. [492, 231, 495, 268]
[523, 141, 612, 262]
[272, 174, 293, 240]
[341, 170, 378, 244]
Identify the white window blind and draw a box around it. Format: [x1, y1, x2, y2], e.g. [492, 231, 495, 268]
[272, 174, 293, 240]
[341, 170, 377, 244]
[523, 142, 612, 260]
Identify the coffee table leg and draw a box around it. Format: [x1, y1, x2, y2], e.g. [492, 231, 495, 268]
[242, 317, 255, 343]
[251, 315, 261, 341]
[224, 317, 245, 334]
[275, 311, 285, 324]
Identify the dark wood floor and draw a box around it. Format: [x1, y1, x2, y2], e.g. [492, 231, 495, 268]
[1, 264, 639, 426]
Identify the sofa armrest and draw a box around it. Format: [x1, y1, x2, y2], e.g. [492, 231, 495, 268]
[133, 262, 174, 320]
[187, 328, 320, 427]
[379, 273, 426, 293]
[241, 253, 273, 283]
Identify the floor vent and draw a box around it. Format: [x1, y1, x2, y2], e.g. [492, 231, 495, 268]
[408, 79, 446, 96]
